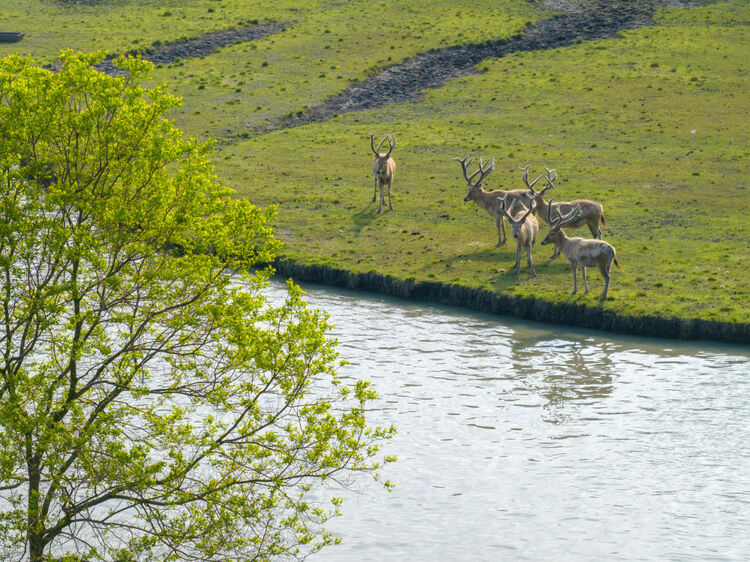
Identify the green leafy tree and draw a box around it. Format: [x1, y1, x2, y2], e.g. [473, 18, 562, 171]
[0, 51, 394, 561]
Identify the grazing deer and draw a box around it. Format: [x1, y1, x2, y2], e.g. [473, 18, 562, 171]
[499, 197, 539, 277]
[455, 154, 536, 247]
[540, 200, 622, 301]
[370, 133, 396, 213]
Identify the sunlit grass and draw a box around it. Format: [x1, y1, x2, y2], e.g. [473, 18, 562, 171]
[4, 0, 748, 325]
[216, 0, 749, 323]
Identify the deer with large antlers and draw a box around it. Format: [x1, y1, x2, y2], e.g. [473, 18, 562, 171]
[370, 133, 396, 213]
[540, 200, 622, 301]
[455, 154, 536, 247]
[499, 198, 539, 277]
[523, 166, 608, 258]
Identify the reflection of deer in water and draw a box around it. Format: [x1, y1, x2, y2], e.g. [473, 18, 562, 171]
[507, 336, 615, 419]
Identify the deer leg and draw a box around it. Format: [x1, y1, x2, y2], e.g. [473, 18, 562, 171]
[598, 262, 611, 300]
[589, 222, 601, 239]
[513, 243, 522, 274]
[527, 243, 536, 278]
[372, 179, 377, 203]
[495, 217, 506, 247]
[571, 264, 578, 294]
[582, 266, 590, 294]
[377, 184, 384, 214]
[550, 246, 560, 259]
[387, 179, 393, 211]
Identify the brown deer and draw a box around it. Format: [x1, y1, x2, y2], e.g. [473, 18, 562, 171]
[540, 200, 622, 301]
[370, 133, 396, 213]
[524, 166, 608, 258]
[499, 197, 539, 277]
[455, 154, 536, 247]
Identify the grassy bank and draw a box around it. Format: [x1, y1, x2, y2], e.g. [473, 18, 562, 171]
[217, 0, 749, 325]
[3, 0, 748, 330]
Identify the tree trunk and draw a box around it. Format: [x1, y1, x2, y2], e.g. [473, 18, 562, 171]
[27, 453, 45, 562]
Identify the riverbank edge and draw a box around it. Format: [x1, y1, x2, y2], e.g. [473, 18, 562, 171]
[272, 259, 750, 345]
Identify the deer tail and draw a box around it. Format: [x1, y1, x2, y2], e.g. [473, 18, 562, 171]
[614, 256, 623, 271]
[600, 214, 608, 229]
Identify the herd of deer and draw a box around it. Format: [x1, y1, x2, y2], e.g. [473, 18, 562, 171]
[370, 133, 622, 301]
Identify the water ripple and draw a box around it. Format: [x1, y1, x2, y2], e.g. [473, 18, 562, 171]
[264, 280, 750, 562]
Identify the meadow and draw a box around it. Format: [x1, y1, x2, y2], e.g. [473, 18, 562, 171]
[2, 0, 748, 327]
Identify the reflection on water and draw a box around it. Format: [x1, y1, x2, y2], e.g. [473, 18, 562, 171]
[266, 280, 750, 561]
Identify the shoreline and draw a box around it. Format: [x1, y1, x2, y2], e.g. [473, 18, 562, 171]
[272, 259, 750, 345]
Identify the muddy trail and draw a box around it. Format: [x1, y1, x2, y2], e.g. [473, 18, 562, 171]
[92, 0, 700, 137]
[246, 0, 699, 139]
[95, 21, 287, 76]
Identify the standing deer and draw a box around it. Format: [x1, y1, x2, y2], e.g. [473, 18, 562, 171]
[370, 133, 396, 213]
[519, 166, 607, 259]
[455, 154, 536, 247]
[540, 200, 622, 301]
[525, 166, 608, 248]
[499, 197, 539, 277]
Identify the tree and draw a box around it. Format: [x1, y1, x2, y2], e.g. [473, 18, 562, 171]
[0, 51, 394, 561]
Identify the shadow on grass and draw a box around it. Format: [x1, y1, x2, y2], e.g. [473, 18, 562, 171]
[442, 247, 504, 265]
[351, 205, 382, 235]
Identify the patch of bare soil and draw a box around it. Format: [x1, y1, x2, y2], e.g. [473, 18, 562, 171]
[79, 0, 704, 139]
[240, 0, 704, 139]
[95, 21, 287, 76]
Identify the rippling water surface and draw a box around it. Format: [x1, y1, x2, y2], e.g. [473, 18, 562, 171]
[268, 280, 750, 561]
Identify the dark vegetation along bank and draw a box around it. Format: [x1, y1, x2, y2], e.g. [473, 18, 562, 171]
[272, 260, 750, 344]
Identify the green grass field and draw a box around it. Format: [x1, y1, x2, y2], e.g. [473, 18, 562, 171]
[3, 0, 748, 325]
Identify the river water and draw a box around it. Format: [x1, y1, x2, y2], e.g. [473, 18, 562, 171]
[266, 280, 750, 561]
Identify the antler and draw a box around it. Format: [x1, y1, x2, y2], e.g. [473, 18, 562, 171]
[455, 154, 494, 187]
[519, 165, 543, 192]
[500, 197, 536, 224]
[384, 135, 396, 159]
[547, 197, 580, 228]
[371, 133, 385, 155]
[371, 133, 396, 157]
[539, 166, 557, 197]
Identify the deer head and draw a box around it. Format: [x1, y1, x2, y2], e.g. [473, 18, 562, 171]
[454, 154, 494, 202]
[370, 133, 396, 175]
[499, 197, 536, 239]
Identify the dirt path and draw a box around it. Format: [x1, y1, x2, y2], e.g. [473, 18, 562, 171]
[95, 21, 287, 76]
[249, 0, 698, 138]
[92, 1, 701, 137]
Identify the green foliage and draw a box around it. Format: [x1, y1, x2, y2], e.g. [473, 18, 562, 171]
[0, 51, 393, 561]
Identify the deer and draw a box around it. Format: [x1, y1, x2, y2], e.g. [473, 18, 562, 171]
[455, 154, 537, 247]
[540, 200, 622, 301]
[370, 133, 396, 213]
[498, 197, 539, 277]
[523, 166, 608, 258]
